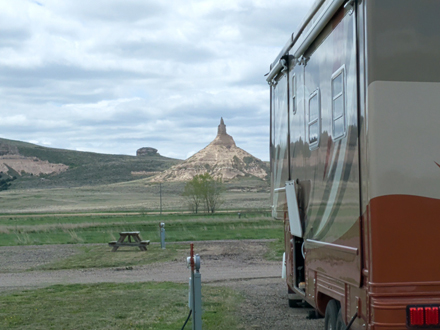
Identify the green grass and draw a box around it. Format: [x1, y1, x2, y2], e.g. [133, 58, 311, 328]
[0, 282, 240, 330]
[0, 213, 282, 247]
[0, 211, 269, 226]
[264, 238, 284, 261]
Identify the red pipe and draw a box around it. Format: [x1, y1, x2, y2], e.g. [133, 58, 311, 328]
[190, 243, 194, 272]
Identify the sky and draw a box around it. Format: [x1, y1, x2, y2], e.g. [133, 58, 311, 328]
[0, 0, 311, 161]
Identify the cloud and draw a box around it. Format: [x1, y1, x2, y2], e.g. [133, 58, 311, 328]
[0, 0, 311, 161]
[58, 0, 166, 23]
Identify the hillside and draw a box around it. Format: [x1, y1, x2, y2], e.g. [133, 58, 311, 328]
[0, 138, 181, 189]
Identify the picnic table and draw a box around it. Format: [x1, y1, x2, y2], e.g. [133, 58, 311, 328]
[108, 231, 150, 252]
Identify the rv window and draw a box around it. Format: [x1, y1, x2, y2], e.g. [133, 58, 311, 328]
[331, 67, 346, 140]
[292, 75, 297, 115]
[308, 89, 320, 147]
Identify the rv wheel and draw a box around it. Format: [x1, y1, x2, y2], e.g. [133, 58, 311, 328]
[324, 300, 340, 330]
[335, 309, 346, 330]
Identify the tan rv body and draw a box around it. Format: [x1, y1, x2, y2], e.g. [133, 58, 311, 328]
[268, 0, 440, 329]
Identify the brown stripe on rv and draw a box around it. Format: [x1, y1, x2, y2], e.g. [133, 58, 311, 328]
[368, 194, 440, 284]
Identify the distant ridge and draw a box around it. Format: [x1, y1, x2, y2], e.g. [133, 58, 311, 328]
[0, 138, 180, 189]
[150, 118, 269, 182]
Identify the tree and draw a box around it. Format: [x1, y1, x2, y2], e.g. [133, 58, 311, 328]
[182, 173, 224, 213]
[182, 175, 203, 213]
[202, 174, 224, 213]
[0, 173, 16, 191]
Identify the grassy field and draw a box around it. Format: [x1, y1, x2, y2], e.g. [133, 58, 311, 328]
[0, 179, 270, 214]
[0, 212, 284, 271]
[0, 212, 279, 247]
[0, 282, 240, 330]
[0, 212, 283, 329]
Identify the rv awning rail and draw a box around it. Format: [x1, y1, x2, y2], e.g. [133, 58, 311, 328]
[266, 0, 347, 84]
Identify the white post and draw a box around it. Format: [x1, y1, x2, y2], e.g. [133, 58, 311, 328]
[159, 222, 166, 249]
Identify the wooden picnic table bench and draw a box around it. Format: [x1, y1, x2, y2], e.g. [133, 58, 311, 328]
[108, 231, 150, 252]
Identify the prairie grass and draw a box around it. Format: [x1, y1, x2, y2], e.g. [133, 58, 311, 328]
[15, 232, 32, 245]
[0, 227, 10, 234]
[0, 178, 270, 214]
[264, 238, 285, 261]
[66, 230, 84, 243]
[0, 282, 240, 330]
[109, 232, 117, 241]
[0, 213, 283, 246]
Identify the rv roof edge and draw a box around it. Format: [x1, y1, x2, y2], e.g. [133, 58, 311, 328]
[295, 0, 326, 33]
[266, 34, 294, 83]
[269, 33, 295, 70]
[266, 59, 284, 84]
[291, 0, 346, 59]
[267, 0, 326, 81]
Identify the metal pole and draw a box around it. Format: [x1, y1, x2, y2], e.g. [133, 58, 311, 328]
[188, 243, 202, 330]
[192, 270, 202, 330]
[160, 182, 162, 215]
[160, 222, 166, 249]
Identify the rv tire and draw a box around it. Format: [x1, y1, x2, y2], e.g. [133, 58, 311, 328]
[336, 309, 346, 330]
[324, 300, 340, 330]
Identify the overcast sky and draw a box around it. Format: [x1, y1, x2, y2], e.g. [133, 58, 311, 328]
[0, 0, 310, 161]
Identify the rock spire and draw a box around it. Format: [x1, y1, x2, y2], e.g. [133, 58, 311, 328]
[212, 117, 236, 148]
[218, 117, 226, 135]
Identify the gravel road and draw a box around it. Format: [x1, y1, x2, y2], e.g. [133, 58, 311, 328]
[0, 241, 324, 329]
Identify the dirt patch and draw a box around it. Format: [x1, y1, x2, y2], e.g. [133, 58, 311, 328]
[0, 244, 80, 272]
[229, 278, 325, 330]
[0, 240, 323, 329]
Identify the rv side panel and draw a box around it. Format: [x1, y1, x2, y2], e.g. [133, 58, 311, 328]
[365, 0, 440, 328]
[296, 6, 362, 290]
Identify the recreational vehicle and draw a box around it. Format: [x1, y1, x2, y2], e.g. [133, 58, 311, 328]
[267, 0, 440, 329]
